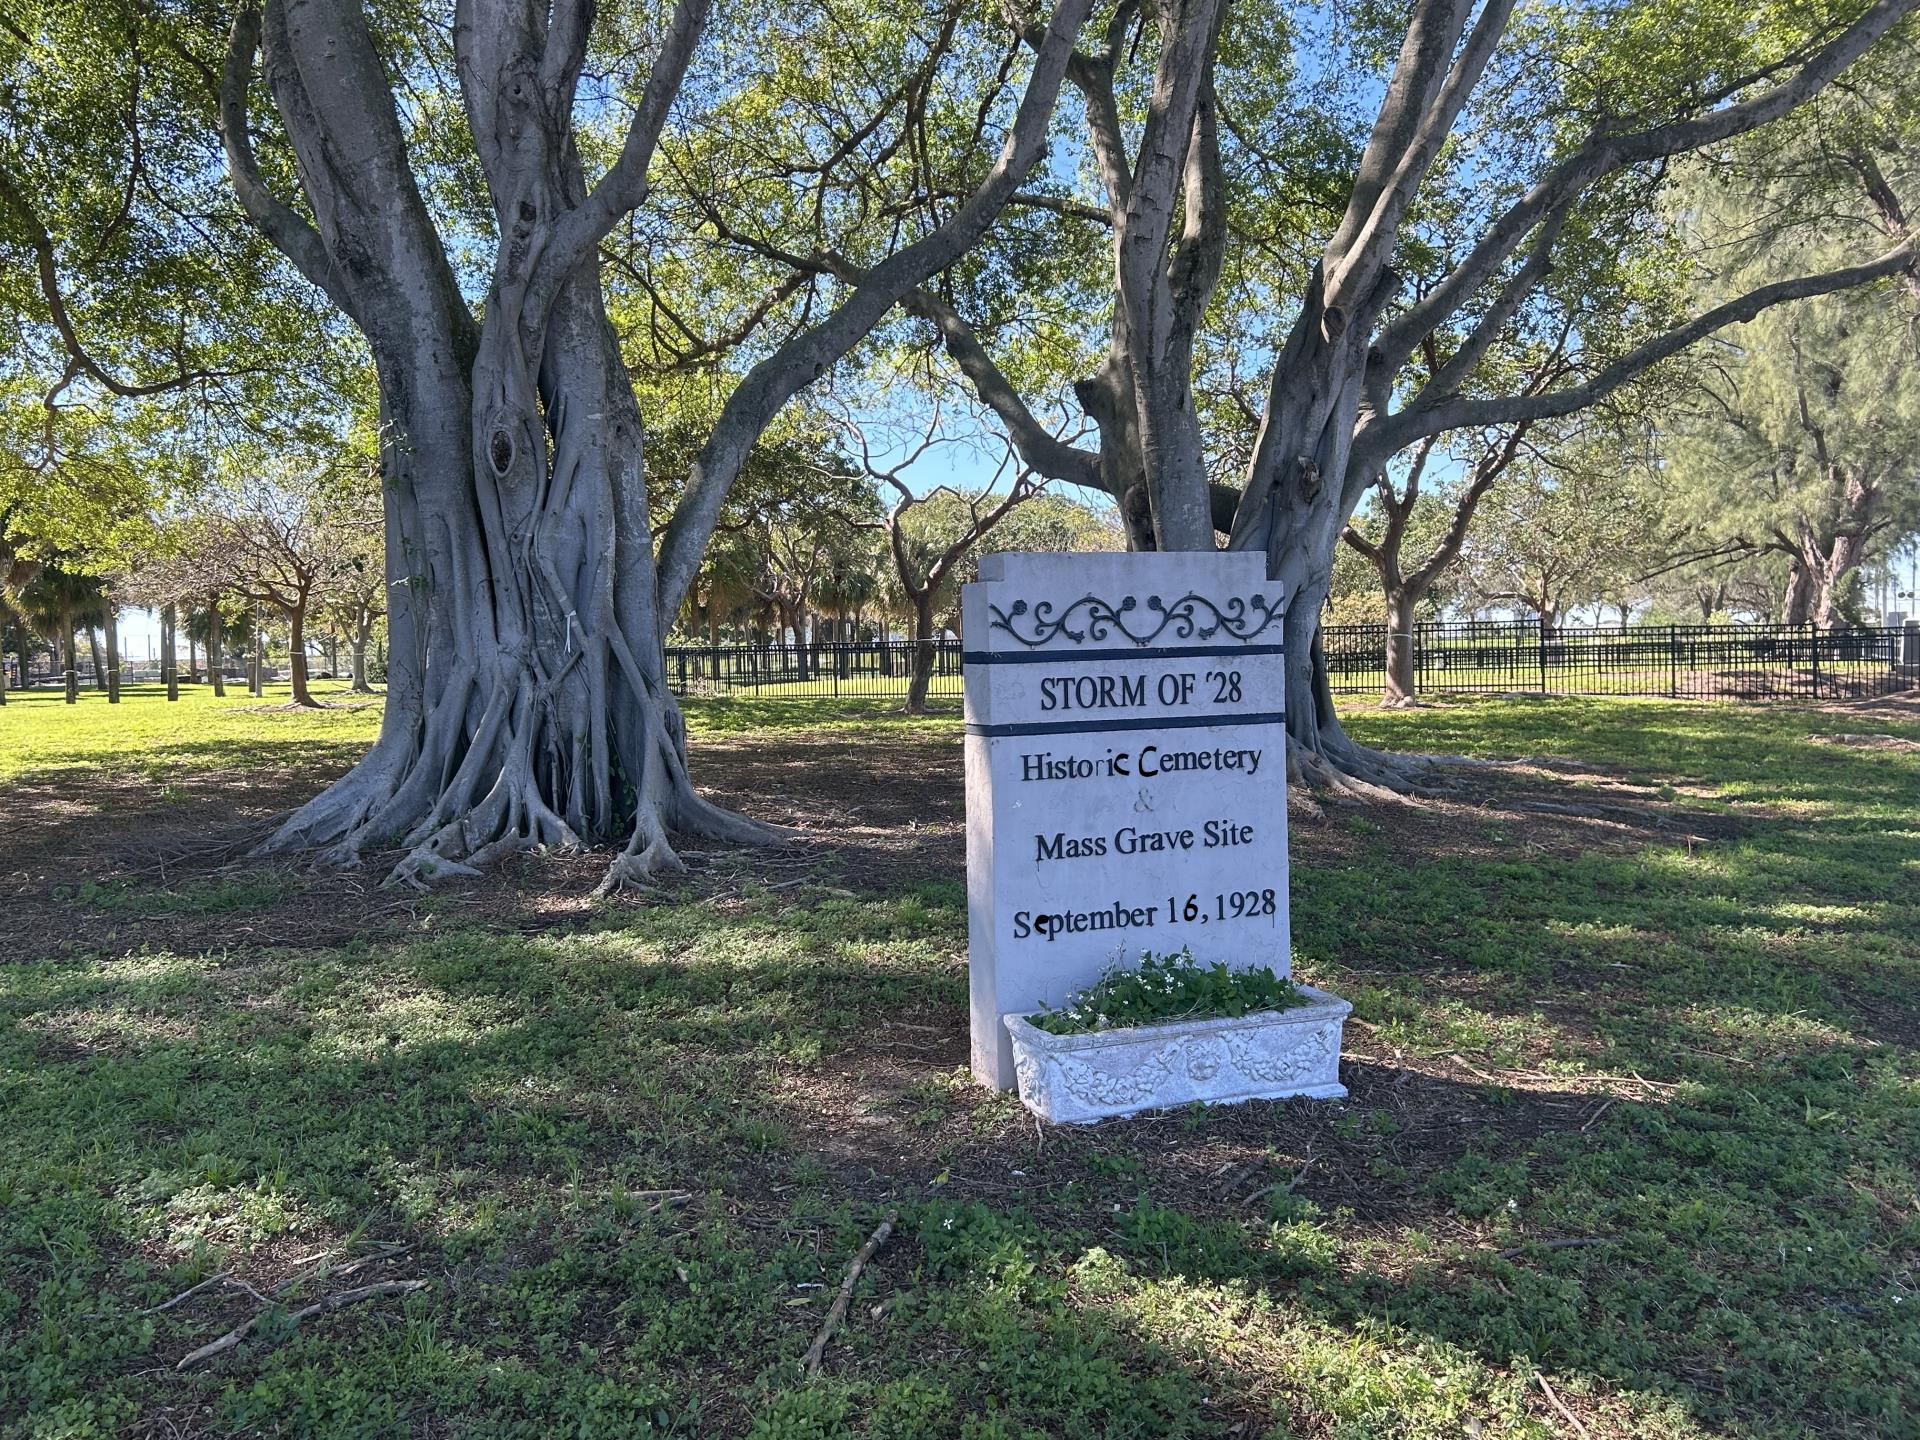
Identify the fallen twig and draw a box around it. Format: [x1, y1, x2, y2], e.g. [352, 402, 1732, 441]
[176, 1280, 427, 1371]
[327, 1244, 413, 1283]
[1243, 1155, 1311, 1210]
[139, 1273, 231, 1315]
[1533, 1369, 1591, 1438]
[802, 1212, 897, 1377]
[1448, 1052, 1505, 1085]
[1213, 1159, 1260, 1199]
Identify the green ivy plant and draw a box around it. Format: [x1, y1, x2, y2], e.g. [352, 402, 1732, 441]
[1029, 949, 1308, 1036]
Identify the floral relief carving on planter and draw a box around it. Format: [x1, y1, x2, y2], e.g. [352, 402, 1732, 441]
[1004, 983, 1351, 1124]
[1225, 1024, 1336, 1085]
[1055, 1042, 1180, 1109]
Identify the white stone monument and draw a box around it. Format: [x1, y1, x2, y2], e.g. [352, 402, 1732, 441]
[964, 550, 1335, 1098]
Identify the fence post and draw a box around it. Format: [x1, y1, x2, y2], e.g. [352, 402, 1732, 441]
[1904, 621, 1919, 678]
[1810, 624, 1821, 699]
[1667, 625, 1677, 699]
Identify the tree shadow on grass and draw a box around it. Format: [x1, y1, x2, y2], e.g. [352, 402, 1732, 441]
[4, 695, 1916, 1435]
[3, 898, 1915, 1437]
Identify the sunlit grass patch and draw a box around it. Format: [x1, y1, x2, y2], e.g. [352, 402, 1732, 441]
[0, 680, 383, 784]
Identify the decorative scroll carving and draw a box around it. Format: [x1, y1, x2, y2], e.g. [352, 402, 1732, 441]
[986, 591, 1285, 649]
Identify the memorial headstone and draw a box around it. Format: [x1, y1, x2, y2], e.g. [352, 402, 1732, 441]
[963, 551, 1341, 1099]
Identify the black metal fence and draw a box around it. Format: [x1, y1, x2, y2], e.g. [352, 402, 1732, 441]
[665, 639, 965, 700]
[662, 621, 1920, 703]
[1323, 620, 1920, 701]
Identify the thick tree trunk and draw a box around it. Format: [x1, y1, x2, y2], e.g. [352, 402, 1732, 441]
[188, 632, 200, 684]
[259, 269, 775, 890]
[288, 604, 316, 707]
[207, 608, 225, 698]
[906, 597, 937, 714]
[1813, 531, 1867, 627]
[1782, 558, 1816, 626]
[1382, 586, 1419, 706]
[86, 629, 105, 690]
[62, 618, 77, 704]
[1229, 273, 1405, 792]
[206, 0, 1050, 887]
[105, 609, 121, 703]
[350, 612, 372, 693]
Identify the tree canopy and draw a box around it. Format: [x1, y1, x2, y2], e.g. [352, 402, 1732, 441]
[2, 0, 1916, 853]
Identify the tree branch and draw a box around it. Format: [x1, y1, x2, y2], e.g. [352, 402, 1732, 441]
[0, 158, 258, 403]
[895, 287, 1104, 489]
[217, 8, 361, 322]
[1373, 0, 1919, 375]
[1372, 233, 1920, 452]
[1167, 70, 1227, 353]
[1325, 0, 1514, 316]
[1405, 423, 1527, 592]
[536, 0, 711, 302]
[653, 0, 1097, 622]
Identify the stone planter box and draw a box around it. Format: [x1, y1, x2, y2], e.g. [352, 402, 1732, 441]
[1004, 984, 1350, 1124]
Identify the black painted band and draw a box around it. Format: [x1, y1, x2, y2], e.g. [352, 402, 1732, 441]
[965, 710, 1287, 738]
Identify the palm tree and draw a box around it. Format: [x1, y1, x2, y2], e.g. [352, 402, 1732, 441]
[17, 564, 109, 705]
[0, 535, 39, 702]
[186, 604, 247, 698]
[0, 592, 28, 702]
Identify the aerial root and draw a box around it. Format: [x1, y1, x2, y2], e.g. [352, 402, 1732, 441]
[251, 669, 788, 893]
[384, 771, 586, 891]
[672, 782, 801, 847]
[1287, 734, 1462, 805]
[251, 745, 409, 860]
[592, 830, 687, 899]
[590, 850, 676, 899]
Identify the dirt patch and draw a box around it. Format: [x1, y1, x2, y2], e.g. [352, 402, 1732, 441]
[0, 722, 1749, 967]
[1807, 731, 1920, 751]
[1808, 690, 1920, 719]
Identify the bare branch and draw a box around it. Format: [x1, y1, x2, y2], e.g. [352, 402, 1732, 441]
[894, 287, 1104, 489]
[536, 0, 711, 297]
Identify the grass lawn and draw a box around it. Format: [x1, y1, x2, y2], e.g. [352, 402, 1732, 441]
[2, 685, 1917, 1438]
[0, 682, 384, 786]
